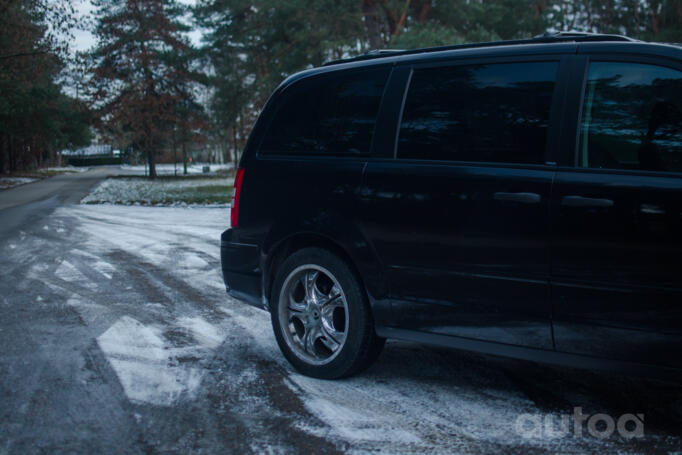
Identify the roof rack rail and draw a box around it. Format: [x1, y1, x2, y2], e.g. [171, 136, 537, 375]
[533, 31, 635, 41]
[323, 31, 636, 66]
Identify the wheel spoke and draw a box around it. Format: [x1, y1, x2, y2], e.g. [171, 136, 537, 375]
[320, 314, 344, 344]
[318, 327, 341, 352]
[300, 271, 319, 301]
[287, 294, 306, 314]
[288, 317, 305, 346]
[319, 292, 342, 308]
[321, 300, 343, 322]
[317, 283, 339, 305]
[322, 319, 343, 341]
[303, 325, 320, 355]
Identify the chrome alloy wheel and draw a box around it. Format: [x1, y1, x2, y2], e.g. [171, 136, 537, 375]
[278, 264, 349, 365]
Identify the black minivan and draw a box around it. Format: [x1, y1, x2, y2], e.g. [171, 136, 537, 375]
[221, 32, 682, 379]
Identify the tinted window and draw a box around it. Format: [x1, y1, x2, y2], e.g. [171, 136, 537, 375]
[397, 62, 558, 164]
[579, 62, 682, 172]
[260, 68, 389, 157]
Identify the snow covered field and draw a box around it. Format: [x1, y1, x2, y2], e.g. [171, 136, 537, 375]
[2, 200, 678, 454]
[81, 177, 234, 206]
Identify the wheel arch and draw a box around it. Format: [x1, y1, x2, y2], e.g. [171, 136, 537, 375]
[262, 230, 388, 321]
[264, 232, 360, 302]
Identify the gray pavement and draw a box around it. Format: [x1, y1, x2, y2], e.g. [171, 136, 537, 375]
[0, 167, 120, 240]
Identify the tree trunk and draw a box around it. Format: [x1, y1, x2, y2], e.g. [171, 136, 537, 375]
[535, 1, 544, 17]
[9, 135, 16, 172]
[147, 141, 157, 179]
[232, 124, 239, 168]
[0, 133, 6, 174]
[222, 137, 229, 165]
[182, 137, 188, 175]
[584, 0, 593, 31]
[362, 0, 383, 49]
[379, 2, 399, 36]
[651, 4, 660, 36]
[418, 0, 431, 23]
[238, 112, 246, 165]
[394, 0, 412, 36]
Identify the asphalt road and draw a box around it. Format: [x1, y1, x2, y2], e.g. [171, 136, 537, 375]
[0, 167, 120, 239]
[1, 168, 681, 454]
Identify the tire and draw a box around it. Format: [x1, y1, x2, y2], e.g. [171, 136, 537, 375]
[270, 247, 385, 379]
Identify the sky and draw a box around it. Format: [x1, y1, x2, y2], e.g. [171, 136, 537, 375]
[71, 0, 203, 54]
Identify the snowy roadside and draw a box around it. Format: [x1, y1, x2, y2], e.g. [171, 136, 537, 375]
[23, 175, 673, 454]
[45, 166, 89, 173]
[3, 173, 672, 453]
[0, 177, 38, 190]
[0, 166, 87, 191]
[81, 176, 234, 206]
[31, 203, 679, 454]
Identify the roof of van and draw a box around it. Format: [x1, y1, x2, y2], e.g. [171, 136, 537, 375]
[322, 31, 682, 66]
[274, 32, 681, 93]
[322, 31, 634, 66]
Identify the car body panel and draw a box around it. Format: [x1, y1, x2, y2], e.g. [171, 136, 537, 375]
[220, 38, 682, 378]
[549, 50, 682, 368]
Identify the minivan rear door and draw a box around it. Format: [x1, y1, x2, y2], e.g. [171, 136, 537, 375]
[358, 52, 571, 349]
[550, 51, 682, 368]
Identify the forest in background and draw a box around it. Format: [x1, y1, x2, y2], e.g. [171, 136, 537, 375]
[0, 0, 91, 174]
[1, 0, 681, 177]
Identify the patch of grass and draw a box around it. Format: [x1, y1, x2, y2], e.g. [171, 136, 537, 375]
[155, 185, 234, 205]
[81, 177, 234, 206]
[193, 184, 233, 193]
[109, 172, 235, 180]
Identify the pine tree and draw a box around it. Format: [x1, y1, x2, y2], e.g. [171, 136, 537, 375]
[195, 0, 364, 162]
[90, 0, 204, 178]
[0, 0, 88, 173]
[195, 0, 679, 163]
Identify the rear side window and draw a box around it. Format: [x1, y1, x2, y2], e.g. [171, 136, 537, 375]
[397, 61, 558, 164]
[259, 68, 389, 157]
[579, 62, 682, 173]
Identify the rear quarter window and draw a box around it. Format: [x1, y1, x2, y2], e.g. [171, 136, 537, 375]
[259, 68, 390, 157]
[579, 61, 682, 173]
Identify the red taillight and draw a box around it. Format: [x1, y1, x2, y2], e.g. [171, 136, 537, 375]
[231, 168, 245, 228]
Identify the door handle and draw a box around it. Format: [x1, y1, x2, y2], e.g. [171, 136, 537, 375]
[561, 195, 614, 208]
[493, 192, 541, 204]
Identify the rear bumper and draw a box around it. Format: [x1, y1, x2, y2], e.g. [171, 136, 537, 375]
[220, 229, 267, 310]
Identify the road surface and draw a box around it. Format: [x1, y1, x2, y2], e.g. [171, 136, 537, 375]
[0, 169, 681, 454]
[0, 167, 121, 239]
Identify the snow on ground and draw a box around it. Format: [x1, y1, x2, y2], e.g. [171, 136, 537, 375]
[1, 167, 86, 191]
[120, 162, 234, 176]
[46, 204, 231, 407]
[45, 166, 89, 173]
[97, 315, 205, 405]
[58, 204, 652, 453]
[13, 199, 678, 453]
[0, 177, 38, 190]
[61, 144, 112, 156]
[81, 177, 234, 206]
